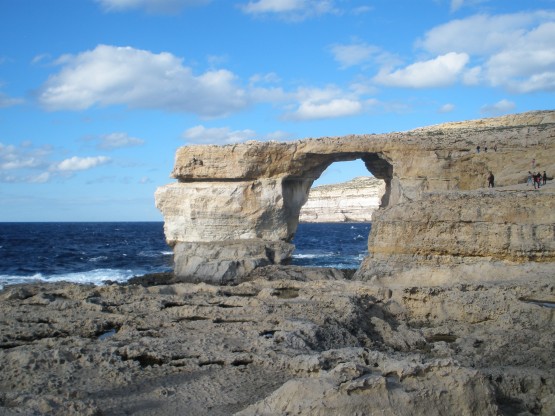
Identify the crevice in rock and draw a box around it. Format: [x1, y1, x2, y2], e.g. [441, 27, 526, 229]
[212, 318, 255, 324]
[519, 297, 555, 308]
[425, 334, 457, 343]
[161, 301, 185, 309]
[259, 330, 277, 338]
[271, 288, 299, 299]
[174, 316, 209, 322]
[198, 360, 225, 367]
[231, 358, 253, 366]
[117, 352, 166, 368]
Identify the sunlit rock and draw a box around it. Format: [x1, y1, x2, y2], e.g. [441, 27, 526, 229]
[299, 176, 386, 223]
[155, 110, 555, 283]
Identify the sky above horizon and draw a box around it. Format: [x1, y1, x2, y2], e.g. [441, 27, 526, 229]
[1, 0, 554, 221]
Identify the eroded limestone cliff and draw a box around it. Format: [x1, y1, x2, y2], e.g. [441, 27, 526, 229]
[299, 176, 386, 223]
[155, 110, 555, 283]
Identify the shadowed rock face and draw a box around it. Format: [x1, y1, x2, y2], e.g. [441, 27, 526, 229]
[155, 110, 555, 284]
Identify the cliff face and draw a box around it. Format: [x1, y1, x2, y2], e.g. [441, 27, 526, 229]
[299, 176, 385, 223]
[155, 110, 555, 283]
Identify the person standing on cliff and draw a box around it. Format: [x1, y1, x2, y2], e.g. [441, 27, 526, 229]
[534, 172, 541, 189]
[527, 171, 533, 186]
[543, 171, 547, 185]
[488, 172, 495, 188]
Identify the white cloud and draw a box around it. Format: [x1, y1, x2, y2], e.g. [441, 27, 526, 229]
[485, 21, 555, 92]
[97, 132, 145, 150]
[240, 0, 337, 21]
[54, 156, 111, 172]
[419, 11, 555, 93]
[373, 52, 469, 88]
[330, 42, 380, 69]
[38, 45, 250, 118]
[288, 86, 363, 120]
[295, 98, 361, 120]
[182, 125, 294, 144]
[249, 72, 281, 85]
[0, 142, 114, 183]
[0, 142, 50, 171]
[420, 12, 555, 56]
[438, 103, 455, 113]
[0, 142, 53, 183]
[480, 99, 516, 116]
[182, 125, 257, 144]
[29, 172, 51, 183]
[96, 0, 210, 14]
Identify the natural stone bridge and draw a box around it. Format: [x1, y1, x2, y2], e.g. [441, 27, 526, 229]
[155, 111, 555, 284]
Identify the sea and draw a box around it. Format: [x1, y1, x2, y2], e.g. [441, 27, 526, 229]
[0, 222, 370, 289]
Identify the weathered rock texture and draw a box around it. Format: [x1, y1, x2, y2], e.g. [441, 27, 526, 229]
[155, 110, 555, 283]
[299, 176, 386, 222]
[1, 268, 553, 415]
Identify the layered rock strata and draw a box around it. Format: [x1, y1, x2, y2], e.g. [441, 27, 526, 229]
[357, 186, 555, 281]
[299, 176, 386, 222]
[156, 110, 555, 283]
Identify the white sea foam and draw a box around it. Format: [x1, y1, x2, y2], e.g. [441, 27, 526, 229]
[0, 269, 135, 290]
[292, 253, 335, 259]
[89, 256, 108, 262]
[139, 250, 173, 258]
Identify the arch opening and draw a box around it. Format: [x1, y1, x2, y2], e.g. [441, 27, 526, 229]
[286, 154, 392, 271]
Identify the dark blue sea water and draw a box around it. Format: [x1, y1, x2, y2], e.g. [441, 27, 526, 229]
[291, 223, 370, 269]
[0, 222, 370, 288]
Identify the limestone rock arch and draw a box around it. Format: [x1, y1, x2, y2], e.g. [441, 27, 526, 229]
[155, 111, 555, 284]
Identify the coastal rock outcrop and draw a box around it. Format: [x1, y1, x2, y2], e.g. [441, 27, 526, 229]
[299, 176, 385, 223]
[155, 110, 555, 283]
[1, 268, 553, 415]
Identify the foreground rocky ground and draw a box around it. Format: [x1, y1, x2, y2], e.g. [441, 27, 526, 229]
[1, 264, 553, 415]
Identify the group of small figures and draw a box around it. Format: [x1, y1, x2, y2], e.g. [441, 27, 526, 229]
[528, 171, 548, 189]
[476, 145, 497, 153]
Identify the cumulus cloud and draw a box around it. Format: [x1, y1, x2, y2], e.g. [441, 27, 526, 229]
[330, 42, 380, 69]
[53, 156, 111, 172]
[37, 45, 250, 118]
[240, 0, 337, 21]
[373, 52, 469, 88]
[96, 132, 145, 150]
[182, 125, 257, 144]
[480, 99, 516, 116]
[182, 125, 293, 144]
[419, 11, 555, 92]
[0, 142, 114, 183]
[96, 0, 210, 14]
[0, 142, 50, 171]
[287, 86, 363, 120]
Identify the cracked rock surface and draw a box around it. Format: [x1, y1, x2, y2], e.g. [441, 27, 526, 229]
[1, 266, 553, 415]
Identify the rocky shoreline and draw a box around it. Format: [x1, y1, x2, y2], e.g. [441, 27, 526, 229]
[1, 263, 553, 415]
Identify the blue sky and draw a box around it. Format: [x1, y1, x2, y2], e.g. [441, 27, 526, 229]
[1, 0, 554, 221]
